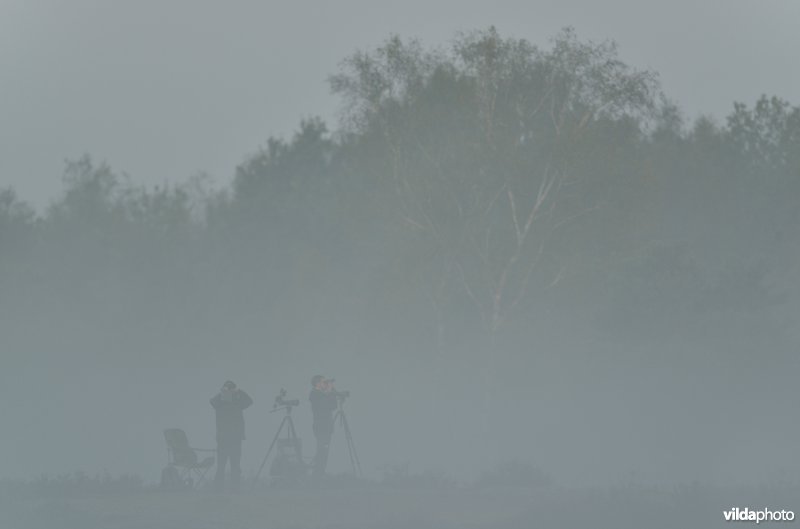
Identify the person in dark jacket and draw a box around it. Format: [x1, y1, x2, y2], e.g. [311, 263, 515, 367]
[309, 375, 338, 477]
[210, 380, 253, 491]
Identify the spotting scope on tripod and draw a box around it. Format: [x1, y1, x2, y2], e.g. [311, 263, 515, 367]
[253, 389, 304, 486]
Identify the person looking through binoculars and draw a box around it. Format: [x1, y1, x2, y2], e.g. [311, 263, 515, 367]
[210, 380, 253, 491]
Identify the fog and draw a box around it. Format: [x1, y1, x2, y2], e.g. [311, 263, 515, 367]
[2, 5, 800, 529]
[2, 0, 799, 210]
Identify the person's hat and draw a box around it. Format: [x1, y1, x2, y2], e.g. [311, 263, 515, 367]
[223, 380, 236, 389]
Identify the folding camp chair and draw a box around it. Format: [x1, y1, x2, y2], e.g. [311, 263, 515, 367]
[163, 428, 215, 490]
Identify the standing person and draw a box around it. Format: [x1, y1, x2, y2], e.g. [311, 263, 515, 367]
[309, 375, 338, 477]
[210, 380, 253, 491]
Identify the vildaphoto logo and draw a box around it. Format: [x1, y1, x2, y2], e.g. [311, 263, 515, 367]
[724, 508, 795, 523]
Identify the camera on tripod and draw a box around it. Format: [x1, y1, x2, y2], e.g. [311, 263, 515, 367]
[326, 378, 350, 400]
[273, 388, 300, 409]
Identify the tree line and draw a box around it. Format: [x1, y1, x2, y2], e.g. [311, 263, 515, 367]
[2, 28, 798, 374]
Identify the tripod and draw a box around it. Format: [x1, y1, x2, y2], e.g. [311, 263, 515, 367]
[332, 396, 362, 476]
[253, 404, 300, 485]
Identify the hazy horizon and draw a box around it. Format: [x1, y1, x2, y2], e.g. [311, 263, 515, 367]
[2, 6, 799, 528]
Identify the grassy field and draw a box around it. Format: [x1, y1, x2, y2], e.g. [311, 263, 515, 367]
[3, 477, 796, 529]
[0, 465, 800, 529]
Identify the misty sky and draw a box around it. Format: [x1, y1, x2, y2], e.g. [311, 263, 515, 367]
[2, 0, 798, 210]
